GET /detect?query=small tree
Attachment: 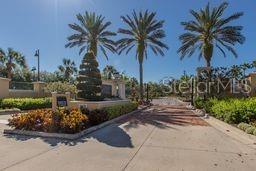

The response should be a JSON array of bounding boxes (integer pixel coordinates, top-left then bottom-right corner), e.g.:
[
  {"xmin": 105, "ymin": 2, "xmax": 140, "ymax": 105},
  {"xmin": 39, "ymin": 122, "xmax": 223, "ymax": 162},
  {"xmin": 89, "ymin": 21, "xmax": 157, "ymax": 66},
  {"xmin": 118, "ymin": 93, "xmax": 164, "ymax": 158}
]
[{"xmin": 76, "ymin": 52, "xmax": 102, "ymax": 101}]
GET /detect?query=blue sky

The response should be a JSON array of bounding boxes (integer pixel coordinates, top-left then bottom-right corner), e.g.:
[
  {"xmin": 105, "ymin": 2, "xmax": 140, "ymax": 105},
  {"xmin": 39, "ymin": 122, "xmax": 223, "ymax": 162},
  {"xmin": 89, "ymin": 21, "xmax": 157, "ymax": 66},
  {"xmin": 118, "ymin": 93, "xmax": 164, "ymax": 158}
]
[{"xmin": 0, "ymin": 0, "xmax": 256, "ymax": 82}]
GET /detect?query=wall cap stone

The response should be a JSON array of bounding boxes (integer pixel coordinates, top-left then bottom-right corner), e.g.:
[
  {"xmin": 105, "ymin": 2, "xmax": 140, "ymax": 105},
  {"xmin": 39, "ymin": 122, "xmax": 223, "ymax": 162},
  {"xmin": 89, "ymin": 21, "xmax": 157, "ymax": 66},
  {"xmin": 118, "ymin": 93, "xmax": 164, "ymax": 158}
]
[{"xmin": 0, "ymin": 77, "xmax": 11, "ymax": 81}]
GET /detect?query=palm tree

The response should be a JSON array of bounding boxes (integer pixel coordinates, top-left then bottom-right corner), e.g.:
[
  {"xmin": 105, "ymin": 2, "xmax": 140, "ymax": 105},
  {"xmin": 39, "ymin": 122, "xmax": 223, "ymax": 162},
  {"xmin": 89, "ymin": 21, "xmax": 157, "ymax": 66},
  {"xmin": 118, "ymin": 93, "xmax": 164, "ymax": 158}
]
[
  {"xmin": 240, "ymin": 62, "xmax": 252, "ymax": 78},
  {"xmin": 117, "ymin": 10, "xmax": 168, "ymax": 100},
  {"xmin": 0, "ymin": 48, "xmax": 27, "ymax": 79},
  {"xmin": 252, "ymin": 60, "xmax": 256, "ymax": 72},
  {"xmin": 65, "ymin": 12, "xmax": 116, "ymax": 59},
  {"xmin": 229, "ymin": 65, "xmax": 243, "ymax": 80},
  {"xmin": 58, "ymin": 58, "xmax": 77, "ymax": 82},
  {"xmin": 102, "ymin": 65, "xmax": 117, "ymax": 79},
  {"xmin": 178, "ymin": 2, "xmax": 245, "ymax": 67}
]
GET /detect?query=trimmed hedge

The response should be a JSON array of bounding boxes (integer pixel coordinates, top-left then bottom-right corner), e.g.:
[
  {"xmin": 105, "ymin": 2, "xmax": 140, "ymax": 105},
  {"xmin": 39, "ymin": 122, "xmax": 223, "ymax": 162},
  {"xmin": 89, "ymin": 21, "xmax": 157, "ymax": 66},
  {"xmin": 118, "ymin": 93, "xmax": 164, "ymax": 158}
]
[
  {"xmin": 0, "ymin": 98, "xmax": 51, "ymax": 110},
  {"xmin": 103, "ymin": 102, "xmax": 138, "ymax": 119},
  {"xmin": 237, "ymin": 122, "xmax": 256, "ymax": 135},
  {"xmin": 254, "ymin": 128, "xmax": 256, "ymax": 136},
  {"xmin": 245, "ymin": 127, "xmax": 256, "ymax": 134},
  {"xmin": 237, "ymin": 123, "xmax": 252, "ymax": 131}
]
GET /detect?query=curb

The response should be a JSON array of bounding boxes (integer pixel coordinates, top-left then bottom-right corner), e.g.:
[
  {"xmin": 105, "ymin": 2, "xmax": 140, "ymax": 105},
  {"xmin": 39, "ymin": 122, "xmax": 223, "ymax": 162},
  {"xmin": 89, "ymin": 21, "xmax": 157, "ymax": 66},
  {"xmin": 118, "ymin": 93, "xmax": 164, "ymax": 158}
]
[
  {"xmin": 0, "ymin": 109, "xmax": 21, "ymax": 115},
  {"xmin": 4, "ymin": 106, "xmax": 148, "ymax": 140},
  {"xmin": 191, "ymin": 108, "xmax": 256, "ymax": 149}
]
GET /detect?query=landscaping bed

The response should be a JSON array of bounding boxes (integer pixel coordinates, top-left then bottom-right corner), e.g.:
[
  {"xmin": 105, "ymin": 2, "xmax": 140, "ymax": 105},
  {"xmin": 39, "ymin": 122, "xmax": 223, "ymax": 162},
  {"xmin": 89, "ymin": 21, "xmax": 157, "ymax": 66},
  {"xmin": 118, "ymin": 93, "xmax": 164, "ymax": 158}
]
[
  {"xmin": 194, "ymin": 97, "xmax": 256, "ymax": 136},
  {"xmin": 5, "ymin": 102, "xmax": 139, "ymax": 138}
]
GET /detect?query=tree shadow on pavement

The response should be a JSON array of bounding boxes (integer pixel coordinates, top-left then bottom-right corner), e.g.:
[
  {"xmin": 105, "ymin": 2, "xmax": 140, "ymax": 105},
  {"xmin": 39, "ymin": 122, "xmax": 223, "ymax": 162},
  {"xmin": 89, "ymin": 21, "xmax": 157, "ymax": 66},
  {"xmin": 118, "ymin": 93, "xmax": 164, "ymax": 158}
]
[
  {"xmin": 121, "ymin": 106, "xmax": 209, "ymax": 131},
  {"xmin": 4, "ymin": 133, "xmax": 88, "ymax": 147},
  {"xmin": 83, "ymin": 124, "xmax": 133, "ymax": 148},
  {"xmin": 3, "ymin": 123, "xmax": 133, "ymax": 148}
]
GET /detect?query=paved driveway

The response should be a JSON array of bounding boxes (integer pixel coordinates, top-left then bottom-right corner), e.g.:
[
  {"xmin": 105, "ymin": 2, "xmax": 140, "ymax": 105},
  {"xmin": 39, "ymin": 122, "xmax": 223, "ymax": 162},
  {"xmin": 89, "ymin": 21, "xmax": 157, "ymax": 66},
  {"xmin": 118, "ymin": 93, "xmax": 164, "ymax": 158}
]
[{"xmin": 0, "ymin": 98, "xmax": 256, "ymax": 171}]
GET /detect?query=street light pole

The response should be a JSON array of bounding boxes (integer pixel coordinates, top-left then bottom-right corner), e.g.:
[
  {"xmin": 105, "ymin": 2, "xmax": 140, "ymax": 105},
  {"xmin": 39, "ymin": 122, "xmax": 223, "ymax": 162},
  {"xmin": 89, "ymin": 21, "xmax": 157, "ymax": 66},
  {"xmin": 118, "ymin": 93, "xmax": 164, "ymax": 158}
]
[
  {"xmin": 146, "ymin": 84, "xmax": 148, "ymax": 102},
  {"xmin": 34, "ymin": 49, "xmax": 40, "ymax": 81}
]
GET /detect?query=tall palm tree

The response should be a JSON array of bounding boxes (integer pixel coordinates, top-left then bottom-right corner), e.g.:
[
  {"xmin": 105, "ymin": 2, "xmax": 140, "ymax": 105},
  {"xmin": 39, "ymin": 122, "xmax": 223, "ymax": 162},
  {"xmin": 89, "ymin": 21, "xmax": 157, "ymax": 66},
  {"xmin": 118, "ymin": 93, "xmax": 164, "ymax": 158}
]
[
  {"xmin": 0, "ymin": 48, "xmax": 26, "ymax": 79},
  {"xmin": 178, "ymin": 2, "xmax": 245, "ymax": 67},
  {"xmin": 65, "ymin": 12, "xmax": 116, "ymax": 59},
  {"xmin": 58, "ymin": 58, "xmax": 77, "ymax": 82},
  {"xmin": 117, "ymin": 10, "xmax": 169, "ymax": 100}
]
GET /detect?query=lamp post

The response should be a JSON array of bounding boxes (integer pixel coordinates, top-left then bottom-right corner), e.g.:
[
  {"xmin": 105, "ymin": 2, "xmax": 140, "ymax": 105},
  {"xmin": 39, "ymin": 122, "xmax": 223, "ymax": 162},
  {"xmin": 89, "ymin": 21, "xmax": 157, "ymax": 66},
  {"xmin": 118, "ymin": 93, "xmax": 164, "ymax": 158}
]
[{"xmin": 34, "ymin": 49, "xmax": 40, "ymax": 81}]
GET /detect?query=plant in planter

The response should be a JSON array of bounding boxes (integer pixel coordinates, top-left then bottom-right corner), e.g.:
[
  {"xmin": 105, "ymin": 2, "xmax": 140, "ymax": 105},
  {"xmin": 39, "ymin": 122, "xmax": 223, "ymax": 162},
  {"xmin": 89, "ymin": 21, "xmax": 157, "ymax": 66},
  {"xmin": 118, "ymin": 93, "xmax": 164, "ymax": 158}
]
[{"xmin": 76, "ymin": 52, "xmax": 103, "ymax": 101}]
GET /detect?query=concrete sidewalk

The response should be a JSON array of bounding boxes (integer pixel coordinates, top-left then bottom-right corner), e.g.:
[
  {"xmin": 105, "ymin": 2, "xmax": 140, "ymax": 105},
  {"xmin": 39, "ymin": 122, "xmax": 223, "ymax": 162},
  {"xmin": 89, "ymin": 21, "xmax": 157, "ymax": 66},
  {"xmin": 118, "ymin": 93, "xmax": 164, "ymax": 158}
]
[{"xmin": 0, "ymin": 101, "xmax": 256, "ymax": 171}]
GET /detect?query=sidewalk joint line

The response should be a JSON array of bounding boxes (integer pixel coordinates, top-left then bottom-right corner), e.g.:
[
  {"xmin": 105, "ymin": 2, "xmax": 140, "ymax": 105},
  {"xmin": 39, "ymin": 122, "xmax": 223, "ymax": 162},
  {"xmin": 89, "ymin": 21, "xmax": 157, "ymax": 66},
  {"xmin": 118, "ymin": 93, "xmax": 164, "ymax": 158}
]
[{"xmin": 122, "ymin": 126, "xmax": 156, "ymax": 171}]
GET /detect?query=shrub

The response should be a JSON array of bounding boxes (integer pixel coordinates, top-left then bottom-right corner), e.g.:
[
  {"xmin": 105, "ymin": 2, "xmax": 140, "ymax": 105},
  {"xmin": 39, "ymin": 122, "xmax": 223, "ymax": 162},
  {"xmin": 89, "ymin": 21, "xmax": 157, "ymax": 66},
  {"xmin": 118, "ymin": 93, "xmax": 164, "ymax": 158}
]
[
  {"xmin": 60, "ymin": 109, "xmax": 88, "ymax": 134},
  {"xmin": 194, "ymin": 97, "xmax": 217, "ymax": 113},
  {"xmin": 0, "ymin": 98, "xmax": 51, "ymax": 110},
  {"xmin": 8, "ymin": 108, "xmax": 88, "ymax": 134},
  {"xmin": 104, "ymin": 102, "xmax": 138, "ymax": 119},
  {"xmin": 245, "ymin": 126, "xmax": 256, "ymax": 135},
  {"xmin": 237, "ymin": 123, "xmax": 252, "ymax": 131},
  {"xmin": 44, "ymin": 82, "xmax": 77, "ymax": 96},
  {"xmin": 253, "ymin": 128, "xmax": 256, "ymax": 136},
  {"xmin": 84, "ymin": 102, "xmax": 138, "ymax": 126},
  {"xmin": 210, "ymin": 98, "xmax": 256, "ymax": 124},
  {"xmin": 194, "ymin": 97, "xmax": 204, "ymax": 109},
  {"xmin": 9, "ymin": 109, "xmax": 53, "ymax": 132},
  {"xmin": 87, "ymin": 109, "xmax": 109, "ymax": 126}
]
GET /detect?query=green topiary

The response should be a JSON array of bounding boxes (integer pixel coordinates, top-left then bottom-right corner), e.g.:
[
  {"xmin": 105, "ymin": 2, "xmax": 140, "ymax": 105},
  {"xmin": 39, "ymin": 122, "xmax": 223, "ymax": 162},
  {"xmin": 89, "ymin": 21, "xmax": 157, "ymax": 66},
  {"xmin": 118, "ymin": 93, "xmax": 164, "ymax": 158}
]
[{"xmin": 76, "ymin": 52, "xmax": 102, "ymax": 101}]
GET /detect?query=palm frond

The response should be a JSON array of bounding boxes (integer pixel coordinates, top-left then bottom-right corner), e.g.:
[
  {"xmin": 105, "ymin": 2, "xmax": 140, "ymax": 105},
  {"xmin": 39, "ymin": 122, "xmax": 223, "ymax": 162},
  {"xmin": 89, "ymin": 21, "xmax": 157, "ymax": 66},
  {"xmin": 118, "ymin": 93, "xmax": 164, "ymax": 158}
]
[
  {"xmin": 66, "ymin": 12, "xmax": 116, "ymax": 57},
  {"xmin": 178, "ymin": 2, "xmax": 244, "ymax": 65}
]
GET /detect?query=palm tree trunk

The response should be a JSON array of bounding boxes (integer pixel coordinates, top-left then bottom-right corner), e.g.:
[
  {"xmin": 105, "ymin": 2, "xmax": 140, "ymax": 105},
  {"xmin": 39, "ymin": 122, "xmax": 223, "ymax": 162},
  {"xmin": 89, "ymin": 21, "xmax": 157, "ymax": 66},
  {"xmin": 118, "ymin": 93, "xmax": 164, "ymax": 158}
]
[
  {"xmin": 6, "ymin": 63, "xmax": 12, "ymax": 79},
  {"xmin": 139, "ymin": 62, "xmax": 144, "ymax": 100},
  {"xmin": 205, "ymin": 58, "xmax": 211, "ymax": 97},
  {"xmin": 90, "ymin": 41, "xmax": 97, "ymax": 57},
  {"xmin": 7, "ymin": 70, "xmax": 11, "ymax": 79},
  {"xmin": 206, "ymin": 61, "xmax": 211, "ymax": 67}
]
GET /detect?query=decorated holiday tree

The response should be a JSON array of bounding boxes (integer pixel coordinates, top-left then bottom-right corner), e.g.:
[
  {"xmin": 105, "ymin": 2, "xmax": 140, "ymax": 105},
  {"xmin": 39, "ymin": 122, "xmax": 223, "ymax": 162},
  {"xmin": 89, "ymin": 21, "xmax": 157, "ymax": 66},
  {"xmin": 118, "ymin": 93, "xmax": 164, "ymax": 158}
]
[{"xmin": 76, "ymin": 52, "xmax": 102, "ymax": 101}]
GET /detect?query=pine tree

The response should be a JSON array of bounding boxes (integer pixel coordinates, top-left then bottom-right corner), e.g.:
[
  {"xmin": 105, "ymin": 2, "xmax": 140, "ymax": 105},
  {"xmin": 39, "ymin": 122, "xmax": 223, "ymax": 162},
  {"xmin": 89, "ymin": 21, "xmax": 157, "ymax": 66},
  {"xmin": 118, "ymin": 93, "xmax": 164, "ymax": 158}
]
[{"xmin": 77, "ymin": 52, "xmax": 102, "ymax": 101}]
